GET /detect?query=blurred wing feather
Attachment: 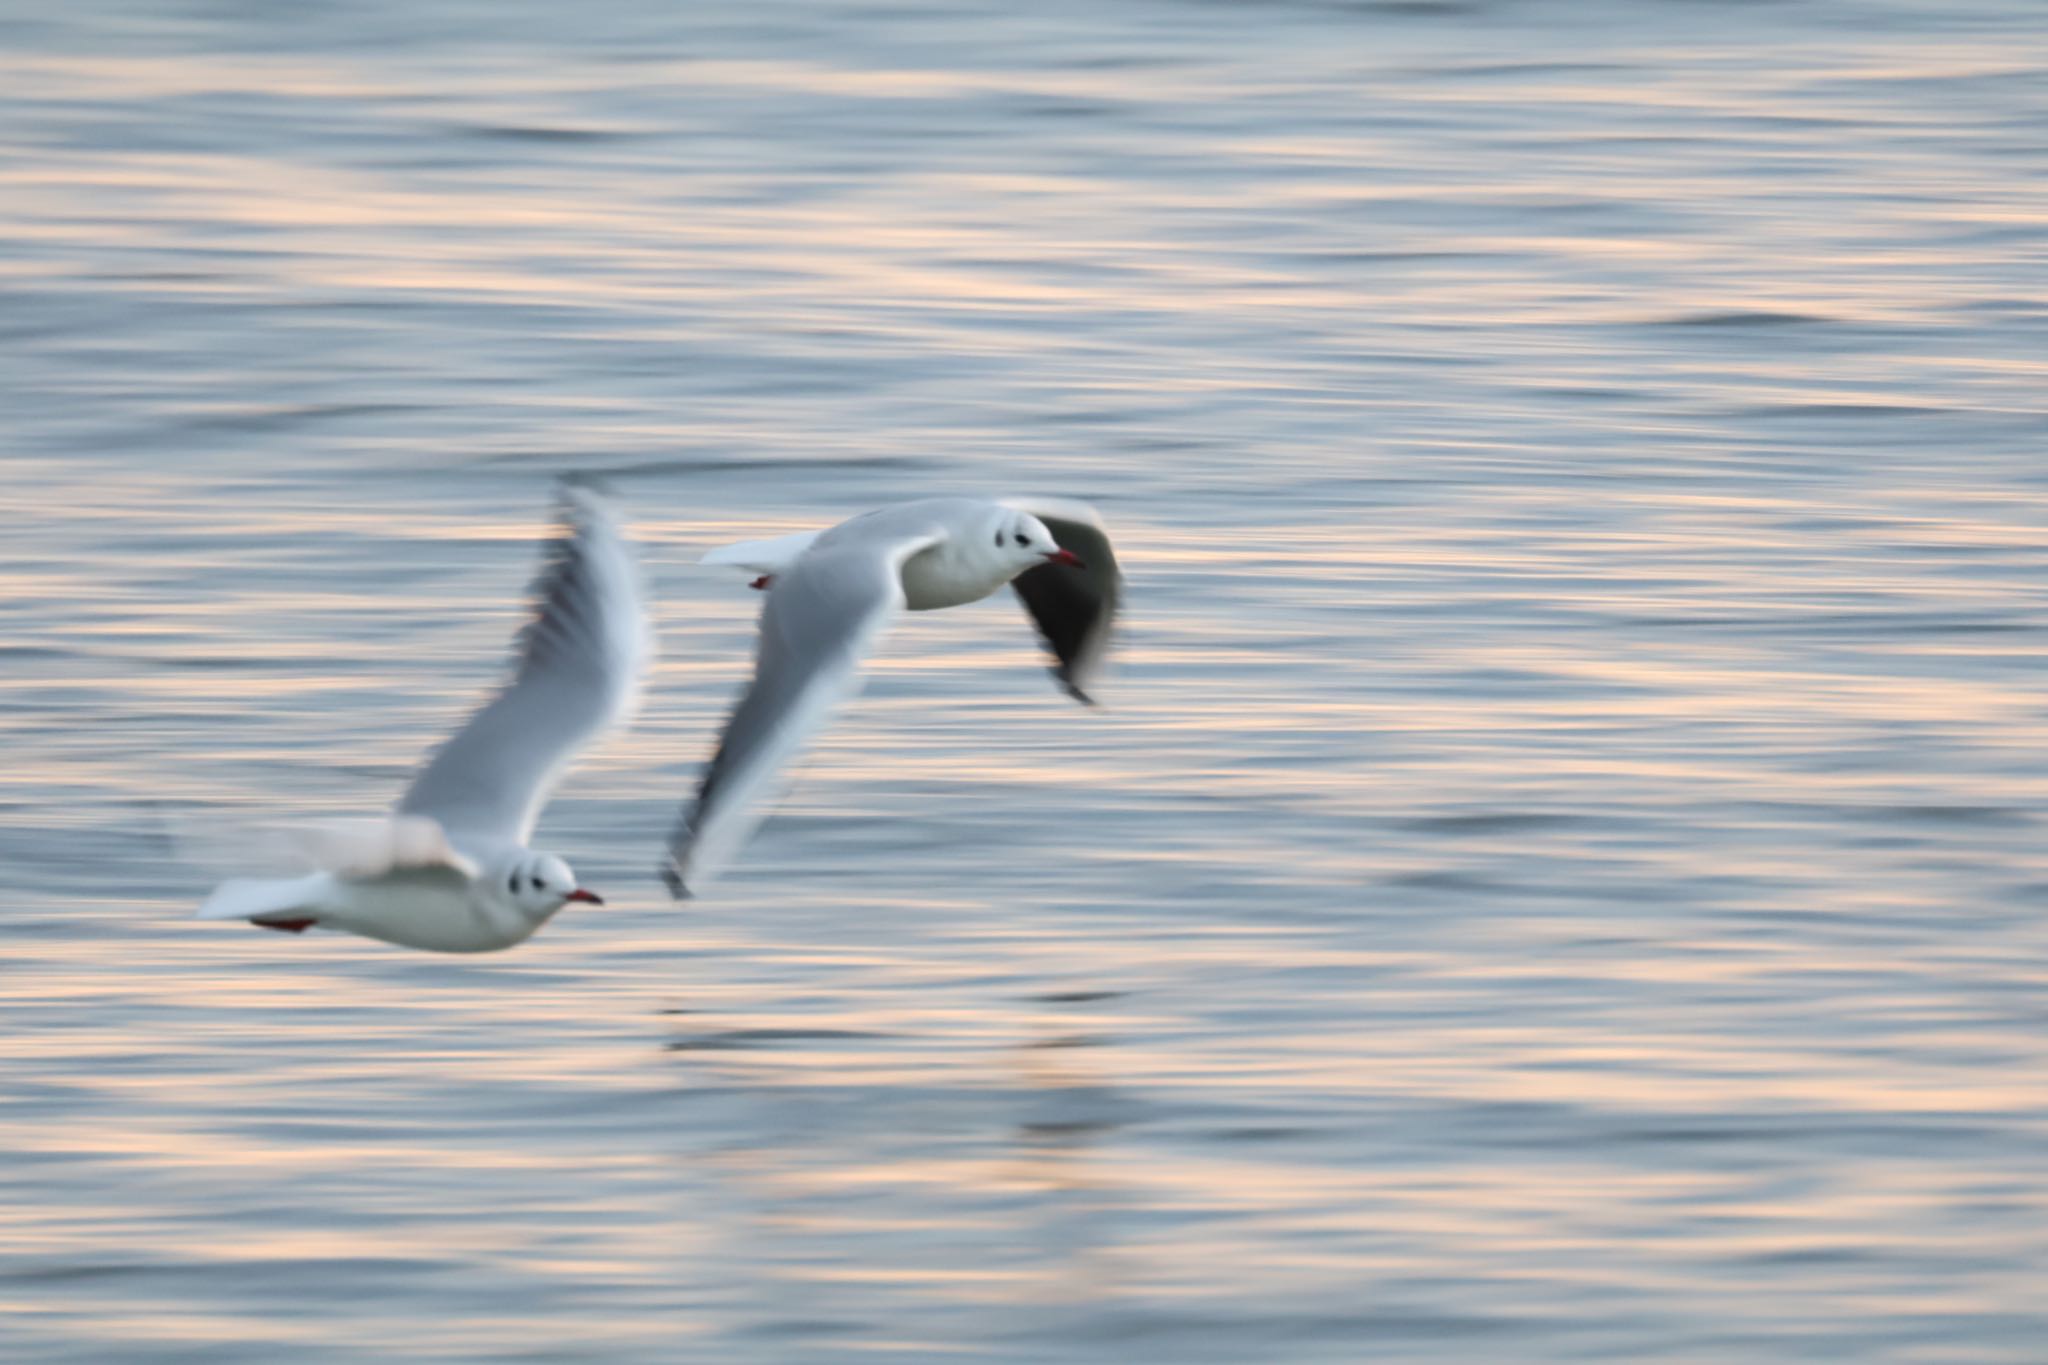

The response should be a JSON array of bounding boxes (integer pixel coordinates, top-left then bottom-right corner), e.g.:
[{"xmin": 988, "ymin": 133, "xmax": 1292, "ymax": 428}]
[
  {"xmin": 290, "ymin": 815, "xmax": 480, "ymax": 881},
  {"xmin": 399, "ymin": 485, "xmax": 651, "ymax": 846},
  {"xmin": 662, "ymin": 531, "xmax": 938, "ymax": 897}
]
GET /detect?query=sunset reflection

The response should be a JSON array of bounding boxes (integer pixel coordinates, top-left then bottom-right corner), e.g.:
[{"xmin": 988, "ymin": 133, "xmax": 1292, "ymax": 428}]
[{"xmin": 7, "ymin": 0, "xmax": 2048, "ymax": 1360}]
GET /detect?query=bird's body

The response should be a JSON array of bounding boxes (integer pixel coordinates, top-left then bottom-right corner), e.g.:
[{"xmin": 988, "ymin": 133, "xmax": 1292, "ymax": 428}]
[
  {"xmin": 202, "ymin": 857, "xmax": 528, "ymax": 955},
  {"xmin": 666, "ymin": 496, "xmax": 1121, "ymax": 897},
  {"xmin": 196, "ymin": 486, "xmax": 651, "ymax": 952},
  {"xmin": 711, "ymin": 499, "xmax": 1049, "ymax": 609}
]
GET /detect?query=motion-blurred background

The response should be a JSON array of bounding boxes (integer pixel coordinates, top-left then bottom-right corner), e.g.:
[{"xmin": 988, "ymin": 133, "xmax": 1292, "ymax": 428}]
[{"xmin": 5, "ymin": 1, "xmax": 2047, "ymax": 1360}]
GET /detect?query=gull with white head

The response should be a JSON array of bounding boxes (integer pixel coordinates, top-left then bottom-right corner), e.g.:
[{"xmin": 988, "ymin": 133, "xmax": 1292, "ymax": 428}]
[
  {"xmin": 195, "ymin": 484, "xmax": 652, "ymax": 952},
  {"xmin": 663, "ymin": 495, "xmax": 1120, "ymax": 898}
]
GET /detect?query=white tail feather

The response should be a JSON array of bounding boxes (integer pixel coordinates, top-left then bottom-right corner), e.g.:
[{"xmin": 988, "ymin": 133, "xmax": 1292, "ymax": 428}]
[
  {"xmin": 702, "ymin": 530, "xmax": 821, "ymax": 575},
  {"xmin": 196, "ymin": 874, "xmax": 325, "ymax": 922}
]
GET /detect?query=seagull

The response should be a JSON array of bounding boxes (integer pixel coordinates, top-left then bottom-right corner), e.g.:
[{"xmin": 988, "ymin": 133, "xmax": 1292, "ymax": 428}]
[
  {"xmin": 195, "ymin": 484, "xmax": 652, "ymax": 952},
  {"xmin": 662, "ymin": 496, "xmax": 1120, "ymax": 898}
]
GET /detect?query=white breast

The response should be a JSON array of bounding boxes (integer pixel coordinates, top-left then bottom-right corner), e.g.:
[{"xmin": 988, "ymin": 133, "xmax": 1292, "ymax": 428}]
[
  {"xmin": 898, "ymin": 540, "xmax": 1008, "ymax": 611},
  {"xmin": 325, "ymin": 877, "xmax": 535, "ymax": 953}
]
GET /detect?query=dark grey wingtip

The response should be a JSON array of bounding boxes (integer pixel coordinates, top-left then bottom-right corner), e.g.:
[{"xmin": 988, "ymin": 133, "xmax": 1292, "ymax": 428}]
[
  {"xmin": 659, "ymin": 857, "xmax": 694, "ymax": 901},
  {"xmin": 556, "ymin": 470, "xmax": 617, "ymax": 497},
  {"xmin": 553, "ymin": 476, "xmax": 623, "ymax": 534},
  {"xmin": 559, "ymin": 476, "xmax": 618, "ymax": 516},
  {"xmin": 1053, "ymin": 667, "xmax": 1097, "ymax": 707}
]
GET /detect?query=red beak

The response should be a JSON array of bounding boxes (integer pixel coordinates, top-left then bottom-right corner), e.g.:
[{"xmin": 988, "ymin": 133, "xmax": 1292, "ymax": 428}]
[
  {"xmin": 565, "ymin": 889, "xmax": 603, "ymax": 905},
  {"xmin": 1044, "ymin": 548, "xmax": 1085, "ymax": 569}
]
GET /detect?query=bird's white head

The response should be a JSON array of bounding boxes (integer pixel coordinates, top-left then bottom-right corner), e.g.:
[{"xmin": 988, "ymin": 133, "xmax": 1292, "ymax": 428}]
[
  {"xmin": 502, "ymin": 851, "xmax": 603, "ymax": 918},
  {"xmin": 983, "ymin": 508, "xmax": 1084, "ymax": 580}
]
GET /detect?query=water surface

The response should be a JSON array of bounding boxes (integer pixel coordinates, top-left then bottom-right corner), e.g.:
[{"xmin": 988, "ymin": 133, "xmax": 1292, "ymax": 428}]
[{"xmin": 5, "ymin": 1, "xmax": 2048, "ymax": 1359}]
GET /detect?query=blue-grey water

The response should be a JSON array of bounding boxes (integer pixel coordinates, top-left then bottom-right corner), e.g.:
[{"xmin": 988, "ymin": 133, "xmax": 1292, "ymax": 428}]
[{"xmin": 5, "ymin": 1, "xmax": 2048, "ymax": 1360}]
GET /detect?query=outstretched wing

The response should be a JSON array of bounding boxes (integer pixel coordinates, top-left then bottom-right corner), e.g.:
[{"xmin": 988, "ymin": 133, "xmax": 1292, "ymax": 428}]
[
  {"xmin": 1005, "ymin": 498, "xmax": 1122, "ymax": 704},
  {"xmin": 399, "ymin": 484, "xmax": 652, "ymax": 847},
  {"xmin": 662, "ymin": 529, "xmax": 941, "ymax": 898}
]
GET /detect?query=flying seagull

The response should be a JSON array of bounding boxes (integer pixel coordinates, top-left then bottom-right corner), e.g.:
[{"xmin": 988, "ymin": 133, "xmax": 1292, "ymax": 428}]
[
  {"xmin": 196, "ymin": 484, "xmax": 652, "ymax": 952},
  {"xmin": 663, "ymin": 496, "xmax": 1120, "ymax": 898}
]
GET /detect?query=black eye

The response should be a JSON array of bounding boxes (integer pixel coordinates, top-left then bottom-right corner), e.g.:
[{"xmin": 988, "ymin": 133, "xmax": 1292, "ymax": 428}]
[
  {"xmin": 528, "ymin": 876, "xmax": 543, "ymax": 892},
  {"xmin": 507, "ymin": 871, "xmax": 519, "ymax": 894},
  {"xmin": 1017, "ymin": 534, "xmax": 1030, "ymax": 547},
  {"xmin": 994, "ymin": 530, "xmax": 1005, "ymax": 547}
]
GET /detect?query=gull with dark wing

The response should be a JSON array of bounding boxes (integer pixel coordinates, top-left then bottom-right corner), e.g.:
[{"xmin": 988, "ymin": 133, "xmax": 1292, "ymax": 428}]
[
  {"xmin": 196, "ymin": 484, "xmax": 652, "ymax": 952},
  {"xmin": 663, "ymin": 496, "xmax": 1121, "ymax": 898}
]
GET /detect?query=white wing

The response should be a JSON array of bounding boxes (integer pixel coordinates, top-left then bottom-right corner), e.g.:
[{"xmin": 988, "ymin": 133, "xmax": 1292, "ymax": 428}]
[
  {"xmin": 399, "ymin": 484, "xmax": 652, "ymax": 847},
  {"xmin": 287, "ymin": 814, "xmax": 480, "ymax": 880},
  {"xmin": 174, "ymin": 813, "xmax": 479, "ymax": 882},
  {"xmin": 1003, "ymin": 497, "xmax": 1122, "ymax": 704},
  {"xmin": 662, "ymin": 527, "xmax": 942, "ymax": 898}
]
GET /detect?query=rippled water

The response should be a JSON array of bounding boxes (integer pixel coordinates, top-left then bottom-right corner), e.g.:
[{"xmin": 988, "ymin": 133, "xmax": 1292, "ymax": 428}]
[{"xmin": 6, "ymin": 1, "xmax": 2048, "ymax": 1359}]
